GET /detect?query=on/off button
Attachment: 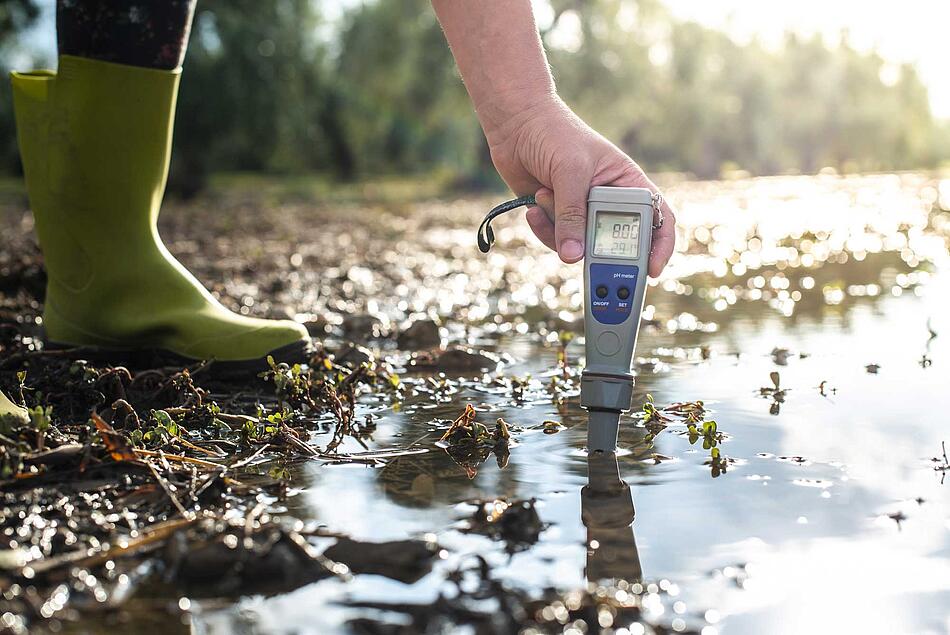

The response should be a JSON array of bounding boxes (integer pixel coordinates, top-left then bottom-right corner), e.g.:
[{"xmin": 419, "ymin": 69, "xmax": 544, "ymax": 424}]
[{"xmin": 596, "ymin": 331, "xmax": 621, "ymax": 356}]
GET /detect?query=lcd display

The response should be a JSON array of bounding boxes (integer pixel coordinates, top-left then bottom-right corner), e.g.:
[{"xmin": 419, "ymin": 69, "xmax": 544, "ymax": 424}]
[{"xmin": 592, "ymin": 211, "xmax": 640, "ymax": 259}]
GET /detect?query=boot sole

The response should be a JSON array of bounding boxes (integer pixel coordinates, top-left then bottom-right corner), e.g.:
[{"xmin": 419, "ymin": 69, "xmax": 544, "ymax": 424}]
[{"xmin": 43, "ymin": 338, "xmax": 315, "ymax": 376}]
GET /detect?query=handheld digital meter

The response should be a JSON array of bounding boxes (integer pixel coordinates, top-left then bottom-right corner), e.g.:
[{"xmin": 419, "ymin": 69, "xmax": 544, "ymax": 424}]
[
  {"xmin": 477, "ymin": 186, "xmax": 659, "ymax": 453},
  {"xmin": 581, "ymin": 187, "xmax": 654, "ymax": 452}
]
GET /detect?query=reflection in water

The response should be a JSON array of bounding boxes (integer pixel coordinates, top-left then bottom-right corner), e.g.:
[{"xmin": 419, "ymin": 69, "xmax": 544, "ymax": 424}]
[{"xmin": 582, "ymin": 450, "xmax": 642, "ymax": 584}]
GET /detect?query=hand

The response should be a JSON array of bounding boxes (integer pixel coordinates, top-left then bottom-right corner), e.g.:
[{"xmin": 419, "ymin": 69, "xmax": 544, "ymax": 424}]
[{"xmin": 486, "ymin": 96, "xmax": 676, "ymax": 276}]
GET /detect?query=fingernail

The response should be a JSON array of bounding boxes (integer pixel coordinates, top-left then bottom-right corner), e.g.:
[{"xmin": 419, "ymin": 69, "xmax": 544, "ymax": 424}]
[{"xmin": 560, "ymin": 239, "xmax": 584, "ymax": 261}]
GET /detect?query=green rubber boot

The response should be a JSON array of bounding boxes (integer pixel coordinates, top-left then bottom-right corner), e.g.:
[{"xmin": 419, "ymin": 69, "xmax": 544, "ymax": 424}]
[
  {"xmin": 0, "ymin": 390, "xmax": 29, "ymax": 427},
  {"xmin": 11, "ymin": 56, "xmax": 310, "ymax": 368}
]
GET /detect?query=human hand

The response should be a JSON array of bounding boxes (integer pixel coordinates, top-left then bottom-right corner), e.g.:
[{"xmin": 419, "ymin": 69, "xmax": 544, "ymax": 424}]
[{"xmin": 485, "ymin": 96, "xmax": 675, "ymax": 276}]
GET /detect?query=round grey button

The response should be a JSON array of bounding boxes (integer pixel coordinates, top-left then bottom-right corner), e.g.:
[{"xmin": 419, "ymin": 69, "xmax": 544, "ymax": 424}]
[{"xmin": 596, "ymin": 331, "xmax": 621, "ymax": 356}]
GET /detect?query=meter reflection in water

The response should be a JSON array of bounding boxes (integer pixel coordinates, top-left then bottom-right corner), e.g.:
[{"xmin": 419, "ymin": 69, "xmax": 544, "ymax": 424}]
[{"xmin": 581, "ymin": 450, "xmax": 642, "ymax": 583}]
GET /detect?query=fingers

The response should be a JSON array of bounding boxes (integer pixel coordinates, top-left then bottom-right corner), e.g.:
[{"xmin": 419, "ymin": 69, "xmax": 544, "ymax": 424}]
[
  {"xmin": 522, "ymin": 160, "xmax": 676, "ymax": 275},
  {"xmin": 534, "ymin": 187, "xmax": 555, "ymax": 221},
  {"xmin": 552, "ymin": 163, "xmax": 595, "ymax": 263},
  {"xmin": 648, "ymin": 199, "xmax": 676, "ymax": 277},
  {"xmin": 525, "ymin": 206, "xmax": 556, "ymax": 250},
  {"xmin": 525, "ymin": 187, "xmax": 556, "ymax": 250}
]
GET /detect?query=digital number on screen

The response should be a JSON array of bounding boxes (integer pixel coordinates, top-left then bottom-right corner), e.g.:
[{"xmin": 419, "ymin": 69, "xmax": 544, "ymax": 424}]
[{"xmin": 592, "ymin": 211, "xmax": 640, "ymax": 259}]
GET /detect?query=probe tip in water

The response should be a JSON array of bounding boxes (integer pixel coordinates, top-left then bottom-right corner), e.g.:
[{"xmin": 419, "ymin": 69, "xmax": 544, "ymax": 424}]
[{"xmin": 587, "ymin": 410, "xmax": 621, "ymax": 453}]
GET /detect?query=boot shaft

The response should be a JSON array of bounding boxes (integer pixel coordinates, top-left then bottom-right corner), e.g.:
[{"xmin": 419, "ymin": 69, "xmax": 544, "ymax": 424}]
[{"xmin": 12, "ymin": 55, "xmax": 182, "ymax": 293}]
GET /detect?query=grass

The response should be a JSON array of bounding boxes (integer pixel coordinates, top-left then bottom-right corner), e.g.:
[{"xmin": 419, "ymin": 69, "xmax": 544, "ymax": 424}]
[
  {"xmin": 204, "ymin": 170, "xmax": 501, "ymax": 206},
  {"xmin": 0, "ymin": 169, "xmax": 505, "ymax": 211}
]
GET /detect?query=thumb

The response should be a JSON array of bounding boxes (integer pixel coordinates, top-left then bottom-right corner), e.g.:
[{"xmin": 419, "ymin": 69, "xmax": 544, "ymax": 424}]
[{"xmin": 552, "ymin": 163, "xmax": 594, "ymax": 264}]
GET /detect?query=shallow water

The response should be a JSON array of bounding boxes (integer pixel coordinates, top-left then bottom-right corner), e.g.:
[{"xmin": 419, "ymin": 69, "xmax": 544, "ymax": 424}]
[
  {"xmin": 177, "ymin": 173, "xmax": 950, "ymax": 634},
  {"xmin": 10, "ymin": 173, "xmax": 949, "ymax": 633}
]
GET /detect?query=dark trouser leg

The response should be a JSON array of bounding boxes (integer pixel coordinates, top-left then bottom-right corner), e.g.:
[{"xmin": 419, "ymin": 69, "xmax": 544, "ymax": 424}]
[{"xmin": 56, "ymin": 0, "xmax": 197, "ymax": 70}]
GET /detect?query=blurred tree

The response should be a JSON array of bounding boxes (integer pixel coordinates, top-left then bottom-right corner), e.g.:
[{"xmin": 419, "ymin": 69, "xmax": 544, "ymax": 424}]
[
  {"xmin": 170, "ymin": 0, "xmax": 332, "ymax": 195},
  {"xmin": 544, "ymin": 3, "xmax": 944, "ymax": 177},
  {"xmin": 0, "ymin": 0, "xmax": 37, "ymax": 46},
  {"xmin": 0, "ymin": 0, "xmax": 39, "ymax": 174},
  {"xmin": 0, "ymin": 0, "xmax": 947, "ymax": 189},
  {"xmin": 333, "ymin": 0, "xmax": 489, "ymax": 184}
]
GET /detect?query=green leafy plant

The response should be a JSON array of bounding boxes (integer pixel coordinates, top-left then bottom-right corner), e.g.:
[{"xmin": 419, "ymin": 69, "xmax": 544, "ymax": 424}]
[
  {"xmin": 685, "ymin": 419, "xmax": 722, "ymax": 450},
  {"xmin": 129, "ymin": 409, "xmax": 182, "ymax": 448},
  {"xmin": 260, "ymin": 355, "xmax": 318, "ymax": 411},
  {"xmin": 638, "ymin": 395, "xmax": 731, "ymax": 478}
]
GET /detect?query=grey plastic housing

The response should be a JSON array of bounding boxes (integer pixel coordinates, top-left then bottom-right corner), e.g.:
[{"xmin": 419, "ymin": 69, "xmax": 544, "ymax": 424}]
[{"xmin": 581, "ymin": 187, "xmax": 653, "ymax": 451}]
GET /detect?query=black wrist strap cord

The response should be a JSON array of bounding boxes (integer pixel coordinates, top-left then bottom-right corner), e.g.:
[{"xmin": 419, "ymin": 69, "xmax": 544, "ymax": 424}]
[{"xmin": 476, "ymin": 195, "xmax": 536, "ymax": 253}]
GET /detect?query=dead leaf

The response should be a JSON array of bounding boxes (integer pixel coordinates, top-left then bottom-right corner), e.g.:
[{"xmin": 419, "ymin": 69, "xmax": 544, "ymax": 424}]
[{"xmin": 91, "ymin": 412, "xmax": 138, "ymax": 462}]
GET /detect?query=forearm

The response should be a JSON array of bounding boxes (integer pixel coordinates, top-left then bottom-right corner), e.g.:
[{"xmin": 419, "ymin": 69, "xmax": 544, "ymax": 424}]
[{"xmin": 431, "ymin": 0, "xmax": 557, "ymax": 142}]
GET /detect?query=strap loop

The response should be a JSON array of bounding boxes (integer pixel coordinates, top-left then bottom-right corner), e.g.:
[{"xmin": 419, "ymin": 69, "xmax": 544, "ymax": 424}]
[{"xmin": 476, "ymin": 195, "xmax": 536, "ymax": 253}]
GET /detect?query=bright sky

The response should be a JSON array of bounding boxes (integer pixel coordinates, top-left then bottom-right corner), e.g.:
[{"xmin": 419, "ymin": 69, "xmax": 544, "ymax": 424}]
[
  {"xmin": 18, "ymin": 0, "xmax": 950, "ymax": 117},
  {"xmin": 662, "ymin": 0, "xmax": 950, "ymax": 117}
]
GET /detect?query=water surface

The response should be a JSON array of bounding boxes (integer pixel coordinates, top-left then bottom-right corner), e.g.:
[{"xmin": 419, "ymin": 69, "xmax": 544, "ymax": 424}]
[{"xmin": 171, "ymin": 173, "xmax": 950, "ymax": 633}]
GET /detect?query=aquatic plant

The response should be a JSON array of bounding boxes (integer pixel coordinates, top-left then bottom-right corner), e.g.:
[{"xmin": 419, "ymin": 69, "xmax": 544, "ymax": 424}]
[
  {"xmin": 437, "ymin": 403, "xmax": 514, "ymax": 478},
  {"xmin": 934, "ymin": 441, "xmax": 949, "ymax": 485},
  {"xmin": 759, "ymin": 371, "xmax": 787, "ymax": 415},
  {"xmin": 638, "ymin": 395, "xmax": 731, "ymax": 478}
]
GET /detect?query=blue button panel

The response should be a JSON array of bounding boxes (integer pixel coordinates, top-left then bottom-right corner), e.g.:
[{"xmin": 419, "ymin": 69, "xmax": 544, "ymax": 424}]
[{"xmin": 589, "ymin": 263, "xmax": 639, "ymax": 325}]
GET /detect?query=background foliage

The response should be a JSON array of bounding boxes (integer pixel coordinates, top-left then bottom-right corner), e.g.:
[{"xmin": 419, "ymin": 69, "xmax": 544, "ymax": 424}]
[{"xmin": 1, "ymin": 0, "xmax": 947, "ymax": 193}]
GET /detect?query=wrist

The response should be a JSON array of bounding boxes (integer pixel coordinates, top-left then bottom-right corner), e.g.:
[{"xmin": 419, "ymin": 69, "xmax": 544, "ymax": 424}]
[{"xmin": 479, "ymin": 86, "xmax": 560, "ymax": 147}]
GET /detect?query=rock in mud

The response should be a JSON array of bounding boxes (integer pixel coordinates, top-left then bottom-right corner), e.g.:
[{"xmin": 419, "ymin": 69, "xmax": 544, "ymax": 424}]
[
  {"xmin": 303, "ymin": 314, "xmax": 330, "ymax": 336},
  {"xmin": 0, "ymin": 245, "xmax": 46, "ymax": 301},
  {"xmin": 340, "ymin": 312, "xmax": 391, "ymax": 342},
  {"xmin": 165, "ymin": 524, "xmax": 336, "ymax": 597},
  {"xmin": 396, "ymin": 317, "xmax": 442, "ymax": 350},
  {"xmin": 462, "ymin": 498, "xmax": 544, "ymax": 553},
  {"xmin": 634, "ymin": 358, "xmax": 665, "ymax": 374},
  {"xmin": 334, "ymin": 343, "xmax": 376, "ymax": 368},
  {"xmin": 322, "ymin": 536, "xmax": 439, "ymax": 584},
  {"xmin": 770, "ymin": 347, "xmax": 792, "ymax": 365},
  {"xmin": 409, "ymin": 346, "xmax": 501, "ymax": 372}
]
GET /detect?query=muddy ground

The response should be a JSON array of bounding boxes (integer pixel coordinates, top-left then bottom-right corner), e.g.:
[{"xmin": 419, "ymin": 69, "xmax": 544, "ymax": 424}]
[{"xmin": 1, "ymin": 173, "xmax": 949, "ymax": 634}]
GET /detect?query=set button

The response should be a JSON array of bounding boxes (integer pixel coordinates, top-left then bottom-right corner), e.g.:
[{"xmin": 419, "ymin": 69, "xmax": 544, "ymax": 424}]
[{"xmin": 617, "ymin": 286, "xmax": 630, "ymax": 300}]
